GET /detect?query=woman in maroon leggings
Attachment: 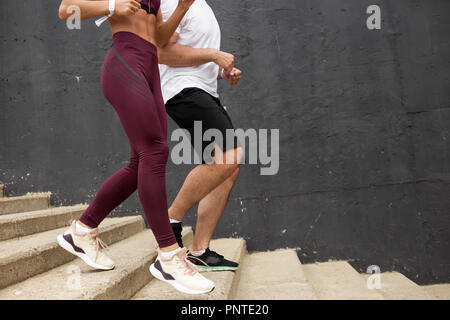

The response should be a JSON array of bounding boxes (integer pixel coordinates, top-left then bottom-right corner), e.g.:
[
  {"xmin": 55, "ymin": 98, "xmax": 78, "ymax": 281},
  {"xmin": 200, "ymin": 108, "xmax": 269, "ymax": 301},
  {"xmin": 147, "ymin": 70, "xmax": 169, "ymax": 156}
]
[{"xmin": 56, "ymin": 0, "xmax": 214, "ymax": 295}]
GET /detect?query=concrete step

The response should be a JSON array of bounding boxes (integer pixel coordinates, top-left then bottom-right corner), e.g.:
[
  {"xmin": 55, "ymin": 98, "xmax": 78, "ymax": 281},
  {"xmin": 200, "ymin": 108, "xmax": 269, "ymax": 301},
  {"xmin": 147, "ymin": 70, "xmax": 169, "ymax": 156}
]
[
  {"xmin": 421, "ymin": 284, "xmax": 450, "ymax": 300},
  {"xmin": 0, "ymin": 184, "xmax": 4, "ymax": 197},
  {"xmin": 0, "ymin": 216, "xmax": 145, "ymax": 290},
  {"xmin": 361, "ymin": 272, "xmax": 434, "ymax": 300},
  {"xmin": 233, "ymin": 249, "xmax": 317, "ymax": 300},
  {"xmin": 302, "ymin": 261, "xmax": 384, "ymax": 300},
  {"xmin": 0, "ymin": 227, "xmax": 193, "ymax": 300},
  {"xmin": 0, "ymin": 204, "xmax": 89, "ymax": 241},
  {"xmin": 0, "ymin": 192, "xmax": 51, "ymax": 215},
  {"xmin": 133, "ymin": 238, "xmax": 246, "ymax": 300}
]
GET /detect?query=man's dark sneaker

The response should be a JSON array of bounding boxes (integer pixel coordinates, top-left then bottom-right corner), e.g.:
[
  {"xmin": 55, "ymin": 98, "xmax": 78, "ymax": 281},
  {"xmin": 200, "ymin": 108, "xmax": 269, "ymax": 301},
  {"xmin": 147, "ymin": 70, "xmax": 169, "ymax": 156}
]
[
  {"xmin": 187, "ymin": 248, "xmax": 239, "ymax": 271},
  {"xmin": 171, "ymin": 222, "xmax": 184, "ymax": 248}
]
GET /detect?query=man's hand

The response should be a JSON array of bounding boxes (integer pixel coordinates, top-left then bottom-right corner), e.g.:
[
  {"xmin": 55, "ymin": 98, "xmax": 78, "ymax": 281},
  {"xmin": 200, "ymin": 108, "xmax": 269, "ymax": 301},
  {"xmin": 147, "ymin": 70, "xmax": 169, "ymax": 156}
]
[
  {"xmin": 115, "ymin": 0, "xmax": 141, "ymax": 16},
  {"xmin": 213, "ymin": 50, "xmax": 234, "ymax": 74},
  {"xmin": 223, "ymin": 68, "xmax": 242, "ymax": 86},
  {"xmin": 177, "ymin": 0, "xmax": 195, "ymax": 10}
]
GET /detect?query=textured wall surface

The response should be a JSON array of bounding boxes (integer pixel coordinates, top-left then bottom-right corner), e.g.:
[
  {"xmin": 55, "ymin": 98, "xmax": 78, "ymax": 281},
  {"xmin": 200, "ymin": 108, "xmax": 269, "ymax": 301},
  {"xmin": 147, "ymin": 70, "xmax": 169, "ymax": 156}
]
[{"xmin": 0, "ymin": 0, "xmax": 449, "ymax": 284}]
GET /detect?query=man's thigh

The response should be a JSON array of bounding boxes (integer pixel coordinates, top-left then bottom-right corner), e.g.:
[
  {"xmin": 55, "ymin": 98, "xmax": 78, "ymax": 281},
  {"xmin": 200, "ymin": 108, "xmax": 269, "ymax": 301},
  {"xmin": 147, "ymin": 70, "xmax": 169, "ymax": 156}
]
[{"xmin": 166, "ymin": 88, "xmax": 239, "ymax": 162}]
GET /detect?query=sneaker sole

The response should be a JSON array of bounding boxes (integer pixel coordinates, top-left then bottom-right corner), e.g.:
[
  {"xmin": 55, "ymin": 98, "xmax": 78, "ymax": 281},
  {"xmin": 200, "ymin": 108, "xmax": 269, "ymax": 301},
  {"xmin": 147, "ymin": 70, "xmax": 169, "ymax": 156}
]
[
  {"xmin": 57, "ymin": 234, "xmax": 115, "ymax": 271},
  {"xmin": 196, "ymin": 265, "xmax": 239, "ymax": 272},
  {"xmin": 149, "ymin": 263, "xmax": 215, "ymax": 295}
]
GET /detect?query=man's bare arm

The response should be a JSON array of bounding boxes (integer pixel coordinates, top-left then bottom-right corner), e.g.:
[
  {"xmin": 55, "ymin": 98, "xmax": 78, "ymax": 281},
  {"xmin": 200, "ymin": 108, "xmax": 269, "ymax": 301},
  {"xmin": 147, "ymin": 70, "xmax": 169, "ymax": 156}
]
[
  {"xmin": 154, "ymin": 1, "xmax": 195, "ymax": 48},
  {"xmin": 158, "ymin": 43, "xmax": 218, "ymax": 67},
  {"xmin": 158, "ymin": 33, "xmax": 235, "ymax": 72}
]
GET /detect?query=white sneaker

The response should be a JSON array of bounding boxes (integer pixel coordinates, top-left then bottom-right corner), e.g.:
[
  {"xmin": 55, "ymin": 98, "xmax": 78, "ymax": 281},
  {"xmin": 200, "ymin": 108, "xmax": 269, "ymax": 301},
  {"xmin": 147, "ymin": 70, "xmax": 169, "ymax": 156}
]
[
  {"xmin": 150, "ymin": 248, "xmax": 215, "ymax": 294},
  {"xmin": 57, "ymin": 221, "xmax": 115, "ymax": 270}
]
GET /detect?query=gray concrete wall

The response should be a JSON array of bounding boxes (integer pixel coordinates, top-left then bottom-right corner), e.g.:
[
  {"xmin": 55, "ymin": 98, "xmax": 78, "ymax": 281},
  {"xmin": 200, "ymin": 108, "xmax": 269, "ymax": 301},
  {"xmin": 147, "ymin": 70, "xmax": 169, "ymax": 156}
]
[{"xmin": 0, "ymin": 0, "xmax": 449, "ymax": 284}]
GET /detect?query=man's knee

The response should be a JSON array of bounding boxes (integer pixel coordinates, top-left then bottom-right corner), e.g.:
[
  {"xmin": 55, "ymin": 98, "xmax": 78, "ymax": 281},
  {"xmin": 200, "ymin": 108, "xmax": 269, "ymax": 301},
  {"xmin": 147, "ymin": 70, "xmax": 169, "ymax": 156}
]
[
  {"xmin": 213, "ymin": 147, "xmax": 242, "ymax": 180},
  {"xmin": 214, "ymin": 163, "xmax": 237, "ymax": 181},
  {"xmin": 217, "ymin": 146, "xmax": 243, "ymax": 165}
]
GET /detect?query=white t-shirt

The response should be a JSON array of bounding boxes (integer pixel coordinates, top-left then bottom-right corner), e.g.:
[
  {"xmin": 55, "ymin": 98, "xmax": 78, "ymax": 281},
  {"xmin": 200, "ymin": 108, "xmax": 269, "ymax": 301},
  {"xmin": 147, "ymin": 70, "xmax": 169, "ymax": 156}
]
[{"xmin": 159, "ymin": 0, "xmax": 221, "ymax": 103}]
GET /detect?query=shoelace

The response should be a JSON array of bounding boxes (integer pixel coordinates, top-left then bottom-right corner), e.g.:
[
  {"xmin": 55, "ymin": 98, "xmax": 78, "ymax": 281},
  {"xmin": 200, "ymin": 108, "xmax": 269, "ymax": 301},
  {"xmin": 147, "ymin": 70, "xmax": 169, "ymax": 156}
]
[
  {"xmin": 89, "ymin": 229, "xmax": 109, "ymax": 262},
  {"xmin": 186, "ymin": 253, "xmax": 213, "ymax": 272},
  {"xmin": 177, "ymin": 252, "xmax": 197, "ymax": 275},
  {"xmin": 176, "ymin": 251, "xmax": 207, "ymax": 276}
]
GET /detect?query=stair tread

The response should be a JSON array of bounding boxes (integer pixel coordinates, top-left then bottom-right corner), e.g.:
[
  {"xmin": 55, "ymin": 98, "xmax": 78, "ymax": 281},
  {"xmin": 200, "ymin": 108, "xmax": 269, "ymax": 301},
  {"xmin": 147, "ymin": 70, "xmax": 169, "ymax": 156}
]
[
  {"xmin": 0, "ymin": 192, "xmax": 51, "ymax": 202},
  {"xmin": 0, "ymin": 227, "xmax": 192, "ymax": 300},
  {"xmin": 0, "ymin": 204, "xmax": 89, "ymax": 241},
  {"xmin": 421, "ymin": 283, "xmax": 450, "ymax": 300},
  {"xmin": 133, "ymin": 238, "xmax": 246, "ymax": 300},
  {"xmin": 0, "ymin": 216, "xmax": 145, "ymax": 289},
  {"xmin": 361, "ymin": 272, "xmax": 433, "ymax": 300},
  {"xmin": 234, "ymin": 249, "xmax": 317, "ymax": 300},
  {"xmin": 0, "ymin": 204, "xmax": 88, "ymax": 222},
  {"xmin": 0, "ymin": 192, "xmax": 51, "ymax": 215},
  {"xmin": 303, "ymin": 261, "xmax": 384, "ymax": 300},
  {"xmin": 0, "ymin": 216, "xmax": 141, "ymax": 261}
]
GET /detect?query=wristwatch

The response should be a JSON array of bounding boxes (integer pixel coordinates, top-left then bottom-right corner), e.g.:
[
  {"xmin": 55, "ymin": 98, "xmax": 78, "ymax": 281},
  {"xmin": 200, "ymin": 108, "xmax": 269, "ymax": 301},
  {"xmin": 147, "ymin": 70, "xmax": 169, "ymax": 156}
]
[{"xmin": 95, "ymin": 0, "xmax": 115, "ymax": 27}]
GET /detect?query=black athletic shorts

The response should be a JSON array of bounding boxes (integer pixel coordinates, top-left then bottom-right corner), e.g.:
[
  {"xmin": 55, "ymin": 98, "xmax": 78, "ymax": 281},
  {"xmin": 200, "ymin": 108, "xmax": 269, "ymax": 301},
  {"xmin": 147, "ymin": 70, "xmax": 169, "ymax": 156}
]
[{"xmin": 166, "ymin": 87, "xmax": 239, "ymax": 164}]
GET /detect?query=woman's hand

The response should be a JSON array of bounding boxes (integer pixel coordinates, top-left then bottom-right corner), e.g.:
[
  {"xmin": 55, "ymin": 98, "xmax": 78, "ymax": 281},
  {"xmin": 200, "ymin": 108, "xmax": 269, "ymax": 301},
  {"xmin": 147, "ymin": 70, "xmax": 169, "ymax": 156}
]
[
  {"xmin": 177, "ymin": 0, "xmax": 195, "ymax": 11},
  {"xmin": 115, "ymin": 0, "xmax": 142, "ymax": 16}
]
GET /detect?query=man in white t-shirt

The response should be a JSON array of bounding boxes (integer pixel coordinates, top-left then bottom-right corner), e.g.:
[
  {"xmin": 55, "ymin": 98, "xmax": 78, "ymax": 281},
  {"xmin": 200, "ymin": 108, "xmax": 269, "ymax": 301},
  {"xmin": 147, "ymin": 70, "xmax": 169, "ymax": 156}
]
[{"xmin": 158, "ymin": 0, "xmax": 243, "ymax": 271}]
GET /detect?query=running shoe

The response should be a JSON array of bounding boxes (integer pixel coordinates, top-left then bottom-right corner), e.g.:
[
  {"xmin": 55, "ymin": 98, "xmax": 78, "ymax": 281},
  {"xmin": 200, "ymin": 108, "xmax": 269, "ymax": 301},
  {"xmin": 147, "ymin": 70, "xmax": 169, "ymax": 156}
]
[
  {"xmin": 57, "ymin": 221, "xmax": 115, "ymax": 270},
  {"xmin": 188, "ymin": 248, "xmax": 239, "ymax": 271},
  {"xmin": 149, "ymin": 248, "xmax": 215, "ymax": 294},
  {"xmin": 171, "ymin": 221, "xmax": 184, "ymax": 248}
]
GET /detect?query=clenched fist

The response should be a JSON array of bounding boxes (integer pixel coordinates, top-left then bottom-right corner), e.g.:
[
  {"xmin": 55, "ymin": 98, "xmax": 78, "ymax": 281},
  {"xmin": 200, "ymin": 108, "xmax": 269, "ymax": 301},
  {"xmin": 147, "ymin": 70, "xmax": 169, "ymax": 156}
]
[
  {"xmin": 213, "ymin": 51, "xmax": 235, "ymax": 74},
  {"xmin": 223, "ymin": 68, "xmax": 242, "ymax": 86}
]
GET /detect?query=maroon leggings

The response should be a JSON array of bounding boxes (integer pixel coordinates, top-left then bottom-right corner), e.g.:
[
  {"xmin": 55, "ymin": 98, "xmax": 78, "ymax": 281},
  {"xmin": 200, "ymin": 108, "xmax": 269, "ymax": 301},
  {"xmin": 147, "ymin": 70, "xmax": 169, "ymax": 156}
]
[{"xmin": 79, "ymin": 31, "xmax": 176, "ymax": 248}]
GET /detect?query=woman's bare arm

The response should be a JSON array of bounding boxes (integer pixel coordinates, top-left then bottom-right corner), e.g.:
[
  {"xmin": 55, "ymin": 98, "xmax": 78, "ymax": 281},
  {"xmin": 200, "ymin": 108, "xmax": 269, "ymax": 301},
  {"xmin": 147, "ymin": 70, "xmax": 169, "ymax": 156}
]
[{"xmin": 58, "ymin": 0, "xmax": 141, "ymax": 21}]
